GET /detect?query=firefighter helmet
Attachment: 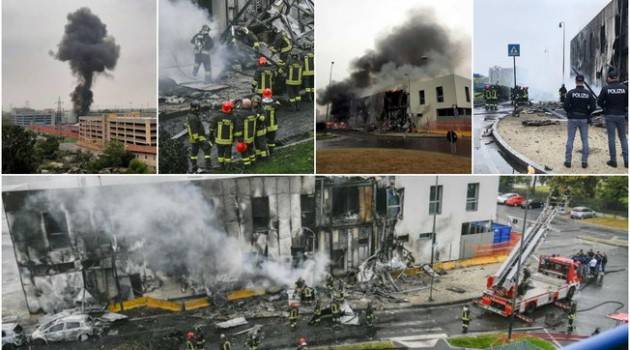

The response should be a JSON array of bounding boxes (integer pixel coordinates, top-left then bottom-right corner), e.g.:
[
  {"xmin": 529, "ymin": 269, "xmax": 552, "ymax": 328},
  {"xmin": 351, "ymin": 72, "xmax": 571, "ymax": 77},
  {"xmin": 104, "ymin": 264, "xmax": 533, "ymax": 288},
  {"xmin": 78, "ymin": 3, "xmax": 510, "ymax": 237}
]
[
  {"xmin": 262, "ymin": 88, "xmax": 273, "ymax": 99},
  {"xmin": 201, "ymin": 25, "xmax": 210, "ymax": 32},
  {"xmin": 258, "ymin": 56, "xmax": 267, "ymax": 65},
  {"xmin": 221, "ymin": 101, "xmax": 234, "ymax": 113},
  {"xmin": 236, "ymin": 142, "xmax": 248, "ymax": 153}
]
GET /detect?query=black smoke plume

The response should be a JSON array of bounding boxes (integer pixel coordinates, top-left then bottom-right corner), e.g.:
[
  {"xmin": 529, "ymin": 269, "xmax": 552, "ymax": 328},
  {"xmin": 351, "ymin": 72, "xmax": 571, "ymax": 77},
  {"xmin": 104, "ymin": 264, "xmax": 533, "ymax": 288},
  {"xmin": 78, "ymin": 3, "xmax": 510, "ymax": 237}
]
[
  {"xmin": 318, "ymin": 9, "xmax": 468, "ymax": 107},
  {"xmin": 54, "ymin": 8, "xmax": 120, "ymax": 116}
]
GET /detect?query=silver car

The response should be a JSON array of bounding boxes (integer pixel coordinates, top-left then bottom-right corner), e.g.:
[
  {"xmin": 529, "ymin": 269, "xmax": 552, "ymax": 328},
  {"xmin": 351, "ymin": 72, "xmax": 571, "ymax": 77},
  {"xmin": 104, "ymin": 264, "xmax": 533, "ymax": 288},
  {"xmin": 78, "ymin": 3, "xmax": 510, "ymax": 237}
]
[
  {"xmin": 31, "ymin": 314, "xmax": 95, "ymax": 345},
  {"xmin": 570, "ymin": 207, "xmax": 596, "ymax": 219},
  {"xmin": 2, "ymin": 323, "xmax": 26, "ymax": 349}
]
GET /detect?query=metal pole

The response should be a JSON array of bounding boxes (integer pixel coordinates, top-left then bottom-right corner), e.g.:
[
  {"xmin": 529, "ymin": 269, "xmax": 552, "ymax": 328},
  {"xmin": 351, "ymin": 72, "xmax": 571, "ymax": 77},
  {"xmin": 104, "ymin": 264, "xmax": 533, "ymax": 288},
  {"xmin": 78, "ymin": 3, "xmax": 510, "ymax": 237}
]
[
  {"xmin": 513, "ymin": 55, "xmax": 517, "ymax": 111},
  {"xmin": 560, "ymin": 21, "xmax": 566, "ymax": 85},
  {"xmin": 507, "ymin": 176, "xmax": 536, "ymax": 340},
  {"xmin": 325, "ymin": 61, "xmax": 335, "ymax": 120},
  {"xmin": 428, "ymin": 175, "xmax": 439, "ymax": 302}
]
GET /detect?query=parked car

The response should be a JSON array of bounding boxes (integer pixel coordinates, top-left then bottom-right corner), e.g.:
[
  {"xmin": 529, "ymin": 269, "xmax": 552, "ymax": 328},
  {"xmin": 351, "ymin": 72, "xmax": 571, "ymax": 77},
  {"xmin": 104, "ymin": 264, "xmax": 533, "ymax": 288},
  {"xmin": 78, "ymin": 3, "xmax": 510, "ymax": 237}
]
[
  {"xmin": 505, "ymin": 195, "xmax": 525, "ymax": 207},
  {"xmin": 31, "ymin": 314, "xmax": 96, "ymax": 345},
  {"xmin": 2, "ymin": 323, "xmax": 26, "ymax": 349},
  {"xmin": 497, "ymin": 193, "xmax": 518, "ymax": 204},
  {"xmin": 570, "ymin": 207, "xmax": 596, "ymax": 219},
  {"xmin": 521, "ymin": 199, "xmax": 544, "ymax": 209}
]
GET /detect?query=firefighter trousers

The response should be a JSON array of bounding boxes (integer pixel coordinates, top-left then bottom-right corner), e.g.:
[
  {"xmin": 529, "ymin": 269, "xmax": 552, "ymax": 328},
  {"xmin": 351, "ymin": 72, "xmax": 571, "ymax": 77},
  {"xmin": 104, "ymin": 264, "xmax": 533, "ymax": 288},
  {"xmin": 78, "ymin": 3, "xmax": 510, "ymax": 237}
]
[
  {"xmin": 267, "ymin": 131, "xmax": 276, "ymax": 152},
  {"xmin": 193, "ymin": 53, "xmax": 211, "ymax": 82},
  {"xmin": 243, "ymin": 142, "xmax": 254, "ymax": 166},
  {"xmin": 217, "ymin": 144, "xmax": 232, "ymax": 165},
  {"xmin": 190, "ymin": 140, "xmax": 212, "ymax": 168},
  {"xmin": 287, "ymin": 84, "xmax": 302, "ymax": 104}
]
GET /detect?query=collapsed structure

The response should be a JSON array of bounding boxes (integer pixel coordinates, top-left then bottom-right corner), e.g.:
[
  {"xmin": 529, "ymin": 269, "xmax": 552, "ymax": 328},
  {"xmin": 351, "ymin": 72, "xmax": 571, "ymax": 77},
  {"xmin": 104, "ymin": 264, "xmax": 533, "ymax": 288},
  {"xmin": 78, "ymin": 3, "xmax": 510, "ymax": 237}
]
[{"xmin": 3, "ymin": 176, "xmax": 500, "ymax": 315}]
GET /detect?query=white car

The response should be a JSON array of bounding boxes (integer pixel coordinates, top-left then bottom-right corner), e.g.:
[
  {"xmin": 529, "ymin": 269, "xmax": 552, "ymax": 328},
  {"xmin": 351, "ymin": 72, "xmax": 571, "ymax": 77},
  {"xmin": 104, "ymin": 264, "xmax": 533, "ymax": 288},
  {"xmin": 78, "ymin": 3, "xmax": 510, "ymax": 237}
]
[
  {"xmin": 31, "ymin": 314, "xmax": 95, "ymax": 345},
  {"xmin": 570, "ymin": 207, "xmax": 596, "ymax": 219},
  {"xmin": 497, "ymin": 193, "xmax": 518, "ymax": 204},
  {"xmin": 2, "ymin": 323, "xmax": 26, "ymax": 349}
]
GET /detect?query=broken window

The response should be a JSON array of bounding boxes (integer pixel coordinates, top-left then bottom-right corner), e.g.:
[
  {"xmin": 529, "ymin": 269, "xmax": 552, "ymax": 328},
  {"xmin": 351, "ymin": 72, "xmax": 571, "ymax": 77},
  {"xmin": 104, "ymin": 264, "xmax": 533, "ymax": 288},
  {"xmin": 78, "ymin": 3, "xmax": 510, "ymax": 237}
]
[
  {"xmin": 331, "ymin": 187, "xmax": 359, "ymax": 218},
  {"xmin": 387, "ymin": 188, "xmax": 403, "ymax": 219},
  {"xmin": 461, "ymin": 221, "xmax": 491, "ymax": 235},
  {"xmin": 436, "ymin": 86, "xmax": 444, "ymax": 103},
  {"xmin": 600, "ymin": 24, "xmax": 606, "ymax": 52},
  {"xmin": 251, "ymin": 197, "xmax": 270, "ymax": 232},
  {"xmin": 42, "ymin": 211, "xmax": 71, "ymax": 250},
  {"xmin": 465, "ymin": 86, "xmax": 471, "ymax": 102},
  {"xmin": 429, "ymin": 185, "xmax": 443, "ymax": 215},
  {"xmin": 419, "ymin": 90, "xmax": 425, "ymax": 105},
  {"xmin": 418, "ymin": 232, "xmax": 433, "ymax": 240},
  {"xmin": 376, "ymin": 187, "xmax": 387, "ymax": 216},
  {"xmin": 300, "ymin": 194, "xmax": 315, "ymax": 228},
  {"xmin": 397, "ymin": 234, "xmax": 409, "ymax": 242},
  {"xmin": 466, "ymin": 183, "xmax": 479, "ymax": 211}
]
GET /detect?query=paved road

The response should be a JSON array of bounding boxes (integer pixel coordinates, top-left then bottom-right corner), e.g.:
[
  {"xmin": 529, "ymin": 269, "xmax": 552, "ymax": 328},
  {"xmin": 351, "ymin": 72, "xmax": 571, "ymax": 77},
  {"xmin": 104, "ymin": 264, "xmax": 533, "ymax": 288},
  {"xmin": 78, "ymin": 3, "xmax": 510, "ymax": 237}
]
[{"xmin": 473, "ymin": 105, "xmax": 521, "ymax": 174}]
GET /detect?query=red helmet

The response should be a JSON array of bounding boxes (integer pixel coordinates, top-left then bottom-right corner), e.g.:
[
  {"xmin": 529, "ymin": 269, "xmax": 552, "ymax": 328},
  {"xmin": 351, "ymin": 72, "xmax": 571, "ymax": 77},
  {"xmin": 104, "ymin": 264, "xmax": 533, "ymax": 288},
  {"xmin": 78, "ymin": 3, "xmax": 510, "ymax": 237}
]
[
  {"xmin": 186, "ymin": 331, "xmax": 195, "ymax": 340},
  {"xmin": 297, "ymin": 337, "xmax": 307, "ymax": 346},
  {"xmin": 236, "ymin": 142, "xmax": 248, "ymax": 153},
  {"xmin": 221, "ymin": 101, "xmax": 233, "ymax": 113},
  {"xmin": 262, "ymin": 88, "xmax": 273, "ymax": 99},
  {"xmin": 258, "ymin": 56, "xmax": 267, "ymax": 65}
]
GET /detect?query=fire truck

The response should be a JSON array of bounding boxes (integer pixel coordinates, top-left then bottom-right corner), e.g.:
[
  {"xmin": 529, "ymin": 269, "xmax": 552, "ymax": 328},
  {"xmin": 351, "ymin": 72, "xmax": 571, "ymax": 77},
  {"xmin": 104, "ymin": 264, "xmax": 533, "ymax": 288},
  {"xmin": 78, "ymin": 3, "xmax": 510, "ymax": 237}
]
[{"xmin": 475, "ymin": 198, "xmax": 581, "ymax": 322}]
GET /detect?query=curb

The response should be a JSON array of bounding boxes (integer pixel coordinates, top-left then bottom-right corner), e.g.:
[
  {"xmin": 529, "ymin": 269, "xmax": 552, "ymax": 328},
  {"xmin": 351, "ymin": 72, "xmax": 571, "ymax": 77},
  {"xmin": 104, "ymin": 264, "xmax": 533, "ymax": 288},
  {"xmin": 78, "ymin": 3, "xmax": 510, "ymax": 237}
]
[
  {"xmin": 492, "ymin": 114, "xmax": 548, "ymax": 174},
  {"xmin": 578, "ymin": 235, "xmax": 628, "ymax": 247}
]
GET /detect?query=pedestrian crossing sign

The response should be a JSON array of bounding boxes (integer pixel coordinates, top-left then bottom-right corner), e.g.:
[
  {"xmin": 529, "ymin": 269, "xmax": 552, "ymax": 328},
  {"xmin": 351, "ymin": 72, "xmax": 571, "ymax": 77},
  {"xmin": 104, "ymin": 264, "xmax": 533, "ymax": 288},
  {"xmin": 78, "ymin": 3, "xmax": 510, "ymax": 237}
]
[{"xmin": 508, "ymin": 44, "xmax": 520, "ymax": 57}]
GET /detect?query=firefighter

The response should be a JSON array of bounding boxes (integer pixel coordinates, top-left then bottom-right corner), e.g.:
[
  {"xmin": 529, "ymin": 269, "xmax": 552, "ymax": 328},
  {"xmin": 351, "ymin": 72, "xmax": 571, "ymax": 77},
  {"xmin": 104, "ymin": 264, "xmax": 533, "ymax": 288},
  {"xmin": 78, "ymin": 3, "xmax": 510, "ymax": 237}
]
[
  {"xmin": 567, "ymin": 302, "xmax": 577, "ymax": 333},
  {"xmin": 490, "ymin": 85, "xmax": 498, "ymax": 110},
  {"xmin": 286, "ymin": 53, "xmax": 303, "ymax": 111},
  {"xmin": 234, "ymin": 26, "xmax": 261, "ymax": 53},
  {"xmin": 461, "ymin": 305, "xmax": 471, "ymax": 333},
  {"xmin": 289, "ymin": 304, "xmax": 299, "ymax": 329},
  {"xmin": 185, "ymin": 331, "xmax": 196, "ymax": 350},
  {"xmin": 253, "ymin": 56, "xmax": 275, "ymax": 95},
  {"xmin": 365, "ymin": 302, "xmax": 376, "ymax": 328},
  {"xmin": 270, "ymin": 28, "xmax": 292, "ymax": 63},
  {"xmin": 213, "ymin": 101, "xmax": 237, "ymax": 170},
  {"xmin": 246, "ymin": 329, "xmax": 261, "ymax": 350},
  {"xmin": 220, "ymin": 333, "xmax": 232, "ymax": 350},
  {"xmin": 302, "ymin": 286, "xmax": 314, "ymax": 303},
  {"xmin": 330, "ymin": 300, "xmax": 341, "ymax": 323},
  {"xmin": 191, "ymin": 24, "xmax": 214, "ymax": 83},
  {"xmin": 296, "ymin": 336, "xmax": 308, "ymax": 350},
  {"xmin": 559, "ymin": 84, "xmax": 568, "ymax": 103},
  {"xmin": 239, "ymin": 98, "xmax": 257, "ymax": 167},
  {"xmin": 255, "ymin": 94, "xmax": 270, "ymax": 161},
  {"xmin": 484, "ymin": 85, "xmax": 492, "ymax": 110},
  {"xmin": 597, "ymin": 67, "xmax": 628, "ymax": 168},
  {"xmin": 193, "ymin": 326, "xmax": 206, "ymax": 349},
  {"xmin": 325, "ymin": 274, "xmax": 334, "ymax": 290},
  {"xmin": 310, "ymin": 299, "xmax": 322, "ymax": 326},
  {"xmin": 262, "ymin": 88, "xmax": 278, "ymax": 154},
  {"xmin": 302, "ymin": 46, "xmax": 315, "ymax": 102},
  {"xmin": 186, "ymin": 100, "xmax": 212, "ymax": 173}
]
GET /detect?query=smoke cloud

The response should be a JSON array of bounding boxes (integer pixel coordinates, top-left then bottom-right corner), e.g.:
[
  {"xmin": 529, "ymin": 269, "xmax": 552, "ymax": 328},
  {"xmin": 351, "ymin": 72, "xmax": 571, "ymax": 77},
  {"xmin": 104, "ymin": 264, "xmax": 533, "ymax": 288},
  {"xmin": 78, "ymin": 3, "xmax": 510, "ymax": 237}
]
[
  {"xmin": 53, "ymin": 7, "xmax": 120, "ymax": 116},
  {"xmin": 318, "ymin": 8, "xmax": 469, "ymax": 105},
  {"xmin": 25, "ymin": 180, "xmax": 328, "ymax": 311}
]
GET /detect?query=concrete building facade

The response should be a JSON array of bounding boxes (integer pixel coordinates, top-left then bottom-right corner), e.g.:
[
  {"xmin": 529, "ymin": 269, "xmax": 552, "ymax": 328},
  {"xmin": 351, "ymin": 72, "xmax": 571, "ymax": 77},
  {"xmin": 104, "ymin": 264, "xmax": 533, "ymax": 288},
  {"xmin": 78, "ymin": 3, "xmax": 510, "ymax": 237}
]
[
  {"xmin": 12, "ymin": 109, "xmax": 54, "ymax": 127},
  {"xmin": 408, "ymin": 74, "xmax": 472, "ymax": 127},
  {"xmin": 78, "ymin": 112, "xmax": 157, "ymax": 167},
  {"xmin": 570, "ymin": 0, "xmax": 628, "ymax": 86}
]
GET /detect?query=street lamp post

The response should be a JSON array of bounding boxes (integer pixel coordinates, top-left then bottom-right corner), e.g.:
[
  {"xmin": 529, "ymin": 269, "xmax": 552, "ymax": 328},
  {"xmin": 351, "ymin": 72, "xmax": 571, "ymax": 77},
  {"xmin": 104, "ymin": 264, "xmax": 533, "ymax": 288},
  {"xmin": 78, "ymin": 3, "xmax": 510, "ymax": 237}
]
[
  {"xmin": 559, "ymin": 22, "xmax": 566, "ymax": 85},
  {"xmin": 428, "ymin": 175, "xmax": 439, "ymax": 302},
  {"xmin": 325, "ymin": 61, "xmax": 335, "ymax": 121}
]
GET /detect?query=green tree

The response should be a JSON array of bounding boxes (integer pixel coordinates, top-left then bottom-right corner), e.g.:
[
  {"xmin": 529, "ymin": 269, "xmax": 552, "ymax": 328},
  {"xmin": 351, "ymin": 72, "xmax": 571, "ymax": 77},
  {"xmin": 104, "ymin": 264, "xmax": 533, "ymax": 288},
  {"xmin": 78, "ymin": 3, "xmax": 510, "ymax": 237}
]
[
  {"xmin": 545, "ymin": 176, "xmax": 599, "ymax": 200},
  {"xmin": 35, "ymin": 136, "xmax": 60, "ymax": 160},
  {"xmin": 127, "ymin": 159, "xmax": 150, "ymax": 174},
  {"xmin": 2, "ymin": 124, "xmax": 38, "ymax": 173},
  {"xmin": 101, "ymin": 141, "xmax": 134, "ymax": 168},
  {"xmin": 596, "ymin": 176, "xmax": 628, "ymax": 212},
  {"xmin": 158, "ymin": 128, "xmax": 188, "ymax": 174}
]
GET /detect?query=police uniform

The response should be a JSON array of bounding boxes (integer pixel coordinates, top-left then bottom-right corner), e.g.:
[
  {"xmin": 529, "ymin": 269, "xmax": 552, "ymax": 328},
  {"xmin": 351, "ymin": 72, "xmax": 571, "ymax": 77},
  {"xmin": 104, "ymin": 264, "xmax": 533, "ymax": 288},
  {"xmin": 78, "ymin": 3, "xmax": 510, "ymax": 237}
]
[
  {"xmin": 597, "ymin": 78, "xmax": 628, "ymax": 167},
  {"xmin": 191, "ymin": 29, "xmax": 214, "ymax": 83},
  {"xmin": 563, "ymin": 79, "xmax": 596, "ymax": 167},
  {"xmin": 187, "ymin": 112, "xmax": 212, "ymax": 171},
  {"xmin": 286, "ymin": 58, "xmax": 303, "ymax": 109},
  {"xmin": 302, "ymin": 52, "xmax": 315, "ymax": 101}
]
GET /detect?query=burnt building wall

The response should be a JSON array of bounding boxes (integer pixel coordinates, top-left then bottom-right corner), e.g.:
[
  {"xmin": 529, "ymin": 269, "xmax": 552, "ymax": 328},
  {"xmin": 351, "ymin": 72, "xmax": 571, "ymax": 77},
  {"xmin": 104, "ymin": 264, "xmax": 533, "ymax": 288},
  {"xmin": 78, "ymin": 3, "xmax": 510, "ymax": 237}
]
[{"xmin": 570, "ymin": 0, "xmax": 628, "ymax": 86}]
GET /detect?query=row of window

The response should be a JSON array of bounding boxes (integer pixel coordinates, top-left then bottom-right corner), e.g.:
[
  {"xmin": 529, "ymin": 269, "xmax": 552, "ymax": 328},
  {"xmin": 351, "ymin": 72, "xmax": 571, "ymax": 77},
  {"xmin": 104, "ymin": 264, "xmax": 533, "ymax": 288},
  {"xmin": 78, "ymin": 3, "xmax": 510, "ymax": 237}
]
[
  {"xmin": 418, "ymin": 86, "xmax": 471, "ymax": 105},
  {"xmin": 429, "ymin": 183, "xmax": 479, "ymax": 215}
]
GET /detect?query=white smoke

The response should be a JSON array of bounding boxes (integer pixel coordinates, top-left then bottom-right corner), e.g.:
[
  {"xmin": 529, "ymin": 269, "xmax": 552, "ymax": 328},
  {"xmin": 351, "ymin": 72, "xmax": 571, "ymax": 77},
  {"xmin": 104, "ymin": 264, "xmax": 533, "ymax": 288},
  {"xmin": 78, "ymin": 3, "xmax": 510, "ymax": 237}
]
[
  {"xmin": 159, "ymin": 0, "xmax": 230, "ymax": 81},
  {"xmin": 27, "ymin": 180, "xmax": 329, "ymax": 301}
]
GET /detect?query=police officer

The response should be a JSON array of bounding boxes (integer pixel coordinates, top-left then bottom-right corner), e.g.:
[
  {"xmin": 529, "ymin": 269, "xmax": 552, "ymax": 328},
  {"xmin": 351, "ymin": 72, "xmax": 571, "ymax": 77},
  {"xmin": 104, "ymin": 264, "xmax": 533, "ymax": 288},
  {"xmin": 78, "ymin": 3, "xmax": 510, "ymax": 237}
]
[
  {"xmin": 302, "ymin": 45, "xmax": 315, "ymax": 102},
  {"xmin": 289, "ymin": 304, "xmax": 299, "ymax": 329},
  {"xmin": 597, "ymin": 67, "xmax": 628, "ymax": 168},
  {"xmin": 286, "ymin": 53, "xmax": 303, "ymax": 111},
  {"xmin": 213, "ymin": 101, "xmax": 237, "ymax": 170},
  {"xmin": 559, "ymin": 84, "xmax": 568, "ymax": 103},
  {"xmin": 563, "ymin": 74, "xmax": 596, "ymax": 169},
  {"xmin": 567, "ymin": 301, "xmax": 577, "ymax": 334},
  {"xmin": 220, "ymin": 333, "xmax": 232, "ymax": 350},
  {"xmin": 186, "ymin": 100, "xmax": 212, "ymax": 173},
  {"xmin": 461, "ymin": 305, "xmax": 471, "ymax": 334},
  {"xmin": 261, "ymin": 88, "xmax": 278, "ymax": 154},
  {"xmin": 191, "ymin": 25, "xmax": 214, "ymax": 83},
  {"xmin": 253, "ymin": 56, "xmax": 275, "ymax": 96},
  {"xmin": 310, "ymin": 299, "xmax": 322, "ymax": 326}
]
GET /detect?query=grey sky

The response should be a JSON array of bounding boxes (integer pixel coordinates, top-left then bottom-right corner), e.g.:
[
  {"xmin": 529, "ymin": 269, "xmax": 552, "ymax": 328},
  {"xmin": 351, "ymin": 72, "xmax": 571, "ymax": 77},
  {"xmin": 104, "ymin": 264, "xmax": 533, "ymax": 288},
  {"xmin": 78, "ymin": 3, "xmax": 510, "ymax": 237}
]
[
  {"xmin": 474, "ymin": 0, "xmax": 610, "ymax": 99},
  {"xmin": 315, "ymin": 0, "xmax": 472, "ymax": 91},
  {"xmin": 2, "ymin": 0, "xmax": 156, "ymax": 111}
]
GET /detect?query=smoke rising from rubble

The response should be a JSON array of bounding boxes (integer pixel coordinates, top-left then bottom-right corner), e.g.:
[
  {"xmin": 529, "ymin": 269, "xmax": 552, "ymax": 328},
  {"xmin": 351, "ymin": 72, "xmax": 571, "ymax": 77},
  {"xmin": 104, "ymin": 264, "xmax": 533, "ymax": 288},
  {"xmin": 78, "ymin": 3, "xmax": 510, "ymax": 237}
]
[
  {"xmin": 318, "ymin": 8, "xmax": 470, "ymax": 105},
  {"xmin": 29, "ymin": 181, "xmax": 328, "ymax": 307},
  {"xmin": 53, "ymin": 7, "xmax": 120, "ymax": 116},
  {"xmin": 159, "ymin": 0, "xmax": 229, "ymax": 82}
]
